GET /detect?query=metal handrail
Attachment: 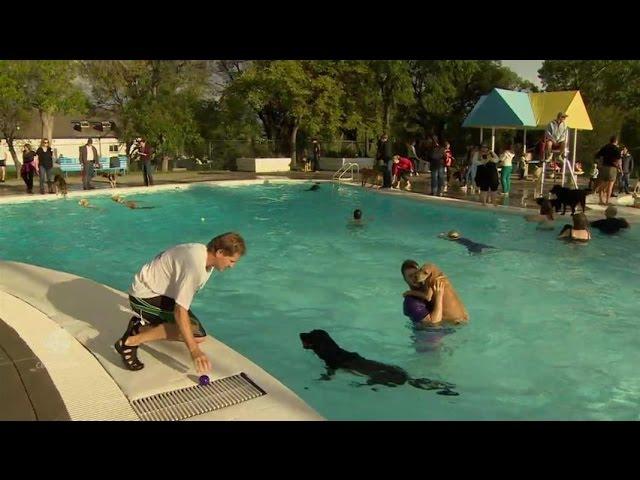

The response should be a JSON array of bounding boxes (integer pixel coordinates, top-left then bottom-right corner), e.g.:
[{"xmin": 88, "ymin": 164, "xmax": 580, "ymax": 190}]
[{"xmin": 333, "ymin": 162, "xmax": 359, "ymax": 181}]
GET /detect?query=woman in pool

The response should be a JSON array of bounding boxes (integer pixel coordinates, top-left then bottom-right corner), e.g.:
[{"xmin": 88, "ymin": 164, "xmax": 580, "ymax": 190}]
[
  {"xmin": 401, "ymin": 260, "xmax": 445, "ymax": 327},
  {"xmin": 400, "ymin": 260, "xmax": 459, "ymax": 351},
  {"xmin": 525, "ymin": 198, "xmax": 555, "ymax": 230},
  {"xmin": 558, "ymin": 213, "xmax": 591, "ymax": 243}
]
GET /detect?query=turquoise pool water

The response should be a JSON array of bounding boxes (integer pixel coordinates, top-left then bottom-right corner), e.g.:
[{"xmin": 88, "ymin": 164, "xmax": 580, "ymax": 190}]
[{"xmin": 1, "ymin": 182, "xmax": 639, "ymax": 420}]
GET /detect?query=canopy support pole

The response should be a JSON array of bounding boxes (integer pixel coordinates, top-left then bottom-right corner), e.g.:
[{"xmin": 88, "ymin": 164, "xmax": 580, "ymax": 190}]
[{"xmin": 491, "ymin": 128, "xmax": 496, "ymax": 152}]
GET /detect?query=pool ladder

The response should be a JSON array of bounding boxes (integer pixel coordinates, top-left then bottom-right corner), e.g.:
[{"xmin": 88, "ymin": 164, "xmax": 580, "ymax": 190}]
[{"xmin": 333, "ymin": 162, "xmax": 360, "ymax": 182}]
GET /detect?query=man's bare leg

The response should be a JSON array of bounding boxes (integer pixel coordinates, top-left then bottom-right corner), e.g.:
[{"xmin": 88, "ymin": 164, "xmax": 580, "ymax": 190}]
[
  {"xmin": 545, "ymin": 140, "xmax": 554, "ymax": 160},
  {"xmin": 606, "ymin": 180, "xmax": 615, "ymax": 204},
  {"xmin": 125, "ymin": 323, "xmax": 206, "ymax": 347}
]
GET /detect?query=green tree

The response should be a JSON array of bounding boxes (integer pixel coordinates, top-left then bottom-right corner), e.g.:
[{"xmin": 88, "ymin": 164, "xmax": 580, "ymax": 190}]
[
  {"xmin": 227, "ymin": 60, "xmax": 344, "ymax": 166},
  {"xmin": 22, "ymin": 61, "xmax": 88, "ymax": 141},
  {"xmin": 82, "ymin": 60, "xmax": 212, "ymax": 171},
  {"xmin": 404, "ymin": 60, "xmax": 535, "ymax": 149},
  {"xmin": 367, "ymin": 60, "xmax": 412, "ymax": 134},
  {"xmin": 0, "ymin": 61, "xmax": 32, "ymax": 175}
]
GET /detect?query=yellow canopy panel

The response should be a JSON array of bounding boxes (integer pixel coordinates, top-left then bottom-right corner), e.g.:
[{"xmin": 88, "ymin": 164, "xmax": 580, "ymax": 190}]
[{"xmin": 529, "ymin": 91, "xmax": 593, "ymax": 130}]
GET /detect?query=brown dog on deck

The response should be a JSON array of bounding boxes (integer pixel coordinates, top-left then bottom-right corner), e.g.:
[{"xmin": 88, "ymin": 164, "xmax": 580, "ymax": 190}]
[
  {"xmin": 360, "ymin": 168, "xmax": 383, "ymax": 188},
  {"xmin": 53, "ymin": 174, "xmax": 68, "ymax": 197},
  {"xmin": 411, "ymin": 263, "xmax": 469, "ymax": 324}
]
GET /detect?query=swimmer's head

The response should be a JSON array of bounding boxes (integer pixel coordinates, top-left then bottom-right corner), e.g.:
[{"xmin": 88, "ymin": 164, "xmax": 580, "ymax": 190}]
[
  {"xmin": 605, "ymin": 205, "xmax": 618, "ymax": 218},
  {"xmin": 572, "ymin": 213, "xmax": 589, "ymax": 229},
  {"xmin": 446, "ymin": 230, "xmax": 461, "ymax": 240},
  {"xmin": 78, "ymin": 199, "xmax": 89, "ymax": 207},
  {"xmin": 353, "ymin": 209, "xmax": 362, "ymax": 220},
  {"xmin": 401, "ymin": 259, "xmax": 420, "ymax": 288}
]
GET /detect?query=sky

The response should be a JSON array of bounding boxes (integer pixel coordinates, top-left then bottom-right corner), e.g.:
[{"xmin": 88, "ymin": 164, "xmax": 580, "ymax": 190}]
[{"xmin": 501, "ymin": 60, "xmax": 544, "ymax": 87}]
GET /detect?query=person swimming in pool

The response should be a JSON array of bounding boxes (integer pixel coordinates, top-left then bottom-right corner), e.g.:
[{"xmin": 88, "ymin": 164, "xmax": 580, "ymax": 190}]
[
  {"xmin": 400, "ymin": 259, "xmax": 455, "ymax": 351},
  {"xmin": 439, "ymin": 230, "xmax": 495, "ymax": 254},
  {"xmin": 348, "ymin": 208, "xmax": 369, "ymax": 227}
]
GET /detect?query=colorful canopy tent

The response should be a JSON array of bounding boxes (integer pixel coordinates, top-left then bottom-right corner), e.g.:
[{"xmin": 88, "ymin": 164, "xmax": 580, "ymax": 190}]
[
  {"xmin": 462, "ymin": 88, "xmax": 537, "ymax": 151},
  {"xmin": 529, "ymin": 90, "xmax": 593, "ymax": 189},
  {"xmin": 528, "ymin": 90, "xmax": 593, "ymax": 130},
  {"xmin": 463, "ymin": 88, "xmax": 593, "ymax": 190}
]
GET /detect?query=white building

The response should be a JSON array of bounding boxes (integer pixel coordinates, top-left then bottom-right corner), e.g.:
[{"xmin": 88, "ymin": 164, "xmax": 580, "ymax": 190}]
[{"xmin": 2, "ymin": 111, "xmax": 127, "ymax": 165}]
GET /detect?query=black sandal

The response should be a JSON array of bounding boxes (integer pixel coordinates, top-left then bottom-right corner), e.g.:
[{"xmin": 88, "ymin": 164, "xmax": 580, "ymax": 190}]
[{"xmin": 114, "ymin": 317, "xmax": 144, "ymax": 371}]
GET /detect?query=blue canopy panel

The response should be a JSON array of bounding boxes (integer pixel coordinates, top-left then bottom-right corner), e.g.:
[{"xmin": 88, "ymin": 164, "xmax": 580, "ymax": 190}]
[{"xmin": 462, "ymin": 88, "xmax": 537, "ymax": 129}]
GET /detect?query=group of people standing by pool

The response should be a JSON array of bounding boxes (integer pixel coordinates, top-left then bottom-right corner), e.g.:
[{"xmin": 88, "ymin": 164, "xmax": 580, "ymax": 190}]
[
  {"xmin": 0, "ymin": 139, "xmax": 58, "ymax": 195},
  {"xmin": 375, "ymin": 133, "xmax": 522, "ymax": 203}
]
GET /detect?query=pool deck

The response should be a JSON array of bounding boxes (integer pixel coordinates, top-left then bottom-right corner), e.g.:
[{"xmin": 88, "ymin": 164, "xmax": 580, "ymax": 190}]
[
  {"xmin": 2, "ymin": 169, "xmax": 639, "ymax": 420},
  {"xmin": 0, "ymin": 261, "xmax": 323, "ymax": 421}
]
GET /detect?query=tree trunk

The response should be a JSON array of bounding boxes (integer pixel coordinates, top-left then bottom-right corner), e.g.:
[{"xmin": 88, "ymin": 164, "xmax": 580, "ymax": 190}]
[
  {"xmin": 7, "ymin": 140, "xmax": 21, "ymax": 178},
  {"xmin": 40, "ymin": 110, "xmax": 55, "ymax": 141},
  {"xmin": 382, "ymin": 102, "xmax": 391, "ymax": 134},
  {"xmin": 290, "ymin": 122, "xmax": 299, "ymax": 168},
  {"xmin": 363, "ymin": 130, "xmax": 368, "ymax": 157},
  {"xmin": 161, "ymin": 154, "xmax": 170, "ymax": 172}
]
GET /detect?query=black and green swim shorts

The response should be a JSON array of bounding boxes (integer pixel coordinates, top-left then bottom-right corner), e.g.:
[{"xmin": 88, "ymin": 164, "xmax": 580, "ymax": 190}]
[{"xmin": 128, "ymin": 295, "xmax": 206, "ymax": 337}]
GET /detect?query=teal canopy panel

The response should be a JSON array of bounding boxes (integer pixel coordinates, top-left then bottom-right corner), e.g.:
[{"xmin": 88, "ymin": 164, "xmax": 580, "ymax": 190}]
[{"xmin": 462, "ymin": 88, "xmax": 537, "ymax": 128}]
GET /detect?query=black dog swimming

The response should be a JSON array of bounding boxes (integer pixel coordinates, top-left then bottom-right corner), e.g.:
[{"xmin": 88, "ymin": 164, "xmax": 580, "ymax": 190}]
[
  {"xmin": 549, "ymin": 185, "xmax": 591, "ymax": 215},
  {"xmin": 300, "ymin": 329, "xmax": 458, "ymax": 395},
  {"xmin": 306, "ymin": 183, "xmax": 320, "ymax": 191}
]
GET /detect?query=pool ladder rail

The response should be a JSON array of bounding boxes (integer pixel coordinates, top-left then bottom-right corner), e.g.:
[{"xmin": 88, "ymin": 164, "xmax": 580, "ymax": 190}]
[{"xmin": 333, "ymin": 162, "xmax": 360, "ymax": 182}]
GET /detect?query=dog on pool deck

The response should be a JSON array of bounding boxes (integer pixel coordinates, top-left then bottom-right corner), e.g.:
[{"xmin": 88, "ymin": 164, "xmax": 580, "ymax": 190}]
[
  {"xmin": 101, "ymin": 172, "xmax": 117, "ymax": 188},
  {"xmin": 53, "ymin": 174, "xmax": 68, "ymax": 197},
  {"xmin": 549, "ymin": 184, "xmax": 591, "ymax": 215},
  {"xmin": 360, "ymin": 168, "xmax": 383, "ymax": 188},
  {"xmin": 300, "ymin": 329, "xmax": 458, "ymax": 395}
]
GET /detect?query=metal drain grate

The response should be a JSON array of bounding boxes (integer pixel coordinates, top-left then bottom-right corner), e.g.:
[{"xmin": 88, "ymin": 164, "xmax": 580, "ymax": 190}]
[{"xmin": 131, "ymin": 372, "xmax": 267, "ymax": 421}]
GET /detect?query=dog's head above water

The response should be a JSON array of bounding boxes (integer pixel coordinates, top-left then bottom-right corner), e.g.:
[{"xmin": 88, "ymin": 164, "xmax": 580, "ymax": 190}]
[
  {"xmin": 299, "ymin": 329, "xmax": 343, "ymax": 358},
  {"xmin": 300, "ymin": 329, "xmax": 331, "ymax": 348}
]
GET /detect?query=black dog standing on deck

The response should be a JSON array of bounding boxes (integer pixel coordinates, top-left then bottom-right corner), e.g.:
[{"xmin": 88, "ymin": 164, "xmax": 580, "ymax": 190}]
[
  {"xmin": 300, "ymin": 329, "xmax": 459, "ymax": 395},
  {"xmin": 549, "ymin": 185, "xmax": 591, "ymax": 215}
]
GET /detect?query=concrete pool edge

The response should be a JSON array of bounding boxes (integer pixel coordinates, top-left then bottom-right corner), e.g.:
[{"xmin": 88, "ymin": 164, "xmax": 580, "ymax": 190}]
[{"xmin": 0, "ymin": 261, "xmax": 324, "ymax": 421}]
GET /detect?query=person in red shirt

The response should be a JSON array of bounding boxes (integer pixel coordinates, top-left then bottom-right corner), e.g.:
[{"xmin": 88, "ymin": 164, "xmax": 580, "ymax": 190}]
[
  {"xmin": 392, "ymin": 155, "xmax": 413, "ymax": 190},
  {"xmin": 443, "ymin": 141, "xmax": 455, "ymax": 190}
]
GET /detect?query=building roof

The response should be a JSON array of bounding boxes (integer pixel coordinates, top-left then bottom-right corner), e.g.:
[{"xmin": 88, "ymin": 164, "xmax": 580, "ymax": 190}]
[{"xmin": 15, "ymin": 111, "xmax": 119, "ymax": 140}]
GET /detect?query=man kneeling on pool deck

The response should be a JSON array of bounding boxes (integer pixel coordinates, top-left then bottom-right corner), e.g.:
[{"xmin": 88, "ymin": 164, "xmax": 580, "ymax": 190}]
[{"xmin": 115, "ymin": 232, "xmax": 246, "ymax": 373}]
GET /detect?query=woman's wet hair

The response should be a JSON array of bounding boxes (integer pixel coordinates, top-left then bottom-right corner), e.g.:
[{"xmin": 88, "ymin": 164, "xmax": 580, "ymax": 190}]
[
  {"xmin": 401, "ymin": 259, "xmax": 420, "ymax": 286},
  {"xmin": 572, "ymin": 213, "xmax": 588, "ymax": 230},
  {"xmin": 539, "ymin": 199, "xmax": 554, "ymax": 219},
  {"xmin": 353, "ymin": 209, "xmax": 362, "ymax": 220}
]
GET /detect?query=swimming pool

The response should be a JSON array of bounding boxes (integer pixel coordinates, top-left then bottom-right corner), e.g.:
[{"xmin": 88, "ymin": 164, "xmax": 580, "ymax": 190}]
[{"xmin": 1, "ymin": 182, "xmax": 639, "ymax": 420}]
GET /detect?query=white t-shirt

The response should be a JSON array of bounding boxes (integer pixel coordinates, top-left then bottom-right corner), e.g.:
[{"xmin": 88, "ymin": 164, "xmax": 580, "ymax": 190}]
[
  {"xmin": 129, "ymin": 243, "xmax": 214, "ymax": 310},
  {"xmin": 499, "ymin": 151, "xmax": 514, "ymax": 167},
  {"xmin": 86, "ymin": 145, "xmax": 95, "ymax": 161}
]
